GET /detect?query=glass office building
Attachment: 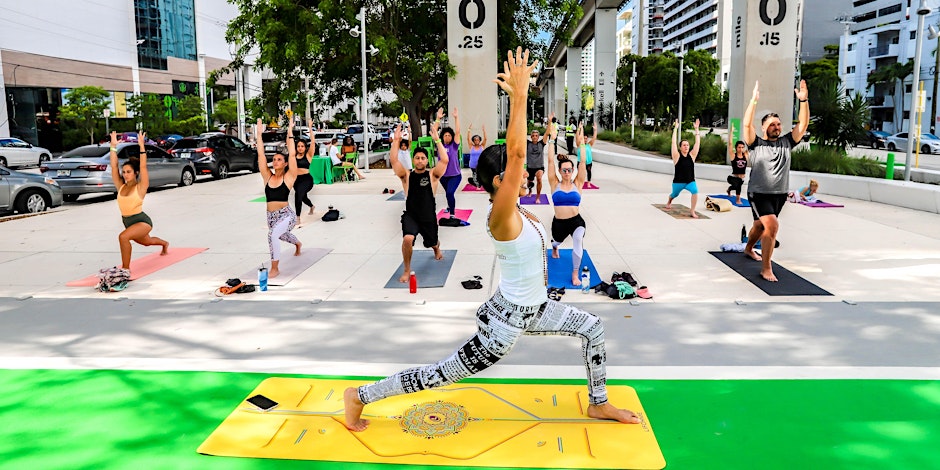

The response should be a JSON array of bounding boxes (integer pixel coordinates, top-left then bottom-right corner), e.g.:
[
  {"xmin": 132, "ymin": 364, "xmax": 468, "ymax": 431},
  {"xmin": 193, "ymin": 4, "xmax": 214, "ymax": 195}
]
[{"xmin": 135, "ymin": 0, "xmax": 198, "ymax": 70}]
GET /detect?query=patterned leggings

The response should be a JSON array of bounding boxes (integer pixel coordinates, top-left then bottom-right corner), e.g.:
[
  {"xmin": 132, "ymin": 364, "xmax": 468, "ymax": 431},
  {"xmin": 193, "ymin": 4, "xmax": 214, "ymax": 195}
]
[
  {"xmin": 357, "ymin": 289, "xmax": 609, "ymax": 405},
  {"xmin": 266, "ymin": 206, "xmax": 299, "ymax": 261}
]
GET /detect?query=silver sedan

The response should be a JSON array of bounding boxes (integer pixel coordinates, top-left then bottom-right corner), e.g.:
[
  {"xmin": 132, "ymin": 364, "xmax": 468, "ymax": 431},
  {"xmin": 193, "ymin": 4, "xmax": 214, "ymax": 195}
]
[
  {"xmin": 0, "ymin": 165, "xmax": 63, "ymax": 214},
  {"xmin": 41, "ymin": 143, "xmax": 196, "ymax": 202},
  {"xmin": 0, "ymin": 138, "xmax": 53, "ymax": 169}
]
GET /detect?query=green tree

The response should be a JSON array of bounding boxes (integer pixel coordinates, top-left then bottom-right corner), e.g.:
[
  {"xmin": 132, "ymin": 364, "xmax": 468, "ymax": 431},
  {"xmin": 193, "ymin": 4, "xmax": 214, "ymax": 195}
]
[
  {"xmin": 809, "ymin": 80, "xmax": 870, "ymax": 149},
  {"xmin": 59, "ymin": 86, "xmax": 111, "ymax": 144},
  {"xmin": 868, "ymin": 60, "xmax": 914, "ymax": 132},
  {"xmin": 127, "ymin": 93, "xmax": 169, "ymax": 135},
  {"xmin": 581, "ymin": 85, "xmax": 595, "ymax": 111},
  {"xmin": 212, "ymin": 99, "xmax": 239, "ymax": 130}
]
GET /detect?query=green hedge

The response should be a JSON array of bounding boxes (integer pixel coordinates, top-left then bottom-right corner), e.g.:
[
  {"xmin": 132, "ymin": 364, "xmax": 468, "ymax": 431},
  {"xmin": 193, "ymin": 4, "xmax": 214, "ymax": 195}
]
[{"xmin": 791, "ymin": 146, "xmax": 889, "ymax": 178}]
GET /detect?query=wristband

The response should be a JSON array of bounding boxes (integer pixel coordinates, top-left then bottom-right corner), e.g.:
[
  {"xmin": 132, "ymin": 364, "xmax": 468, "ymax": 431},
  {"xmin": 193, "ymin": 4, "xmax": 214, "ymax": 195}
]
[
  {"xmin": 433, "ymin": 139, "xmax": 441, "ymax": 144},
  {"xmin": 110, "ymin": 147, "xmax": 118, "ymax": 152},
  {"xmin": 799, "ymin": 99, "xmax": 808, "ymax": 103},
  {"xmin": 751, "ymin": 99, "xmax": 758, "ymax": 105}
]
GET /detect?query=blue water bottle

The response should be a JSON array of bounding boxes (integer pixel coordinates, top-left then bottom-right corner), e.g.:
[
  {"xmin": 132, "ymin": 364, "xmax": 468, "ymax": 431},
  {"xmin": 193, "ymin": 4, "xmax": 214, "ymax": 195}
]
[
  {"xmin": 580, "ymin": 266, "xmax": 590, "ymax": 293},
  {"xmin": 258, "ymin": 265, "xmax": 268, "ymax": 292}
]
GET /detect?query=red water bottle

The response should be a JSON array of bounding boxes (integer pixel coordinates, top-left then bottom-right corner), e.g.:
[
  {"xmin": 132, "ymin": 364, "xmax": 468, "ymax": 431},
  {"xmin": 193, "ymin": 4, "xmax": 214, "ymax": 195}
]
[{"xmin": 409, "ymin": 271, "xmax": 417, "ymax": 293}]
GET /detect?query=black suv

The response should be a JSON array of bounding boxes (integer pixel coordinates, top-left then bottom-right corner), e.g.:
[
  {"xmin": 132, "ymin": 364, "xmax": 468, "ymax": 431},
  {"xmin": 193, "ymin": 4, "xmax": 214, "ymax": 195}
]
[{"xmin": 171, "ymin": 135, "xmax": 257, "ymax": 179}]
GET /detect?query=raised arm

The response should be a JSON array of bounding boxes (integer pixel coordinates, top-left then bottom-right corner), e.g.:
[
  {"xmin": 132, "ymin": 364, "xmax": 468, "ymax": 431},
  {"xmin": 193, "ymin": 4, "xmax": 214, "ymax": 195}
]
[
  {"xmin": 671, "ymin": 120, "xmax": 680, "ymax": 162},
  {"xmin": 453, "ymin": 107, "xmax": 461, "ymax": 145},
  {"xmin": 481, "ymin": 125, "xmax": 488, "ymax": 146},
  {"xmin": 284, "ymin": 119, "xmax": 298, "ymax": 181},
  {"xmin": 389, "ymin": 124, "xmax": 408, "ymax": 179},
  {"xmin": 728, "ymin": 122, "xmax": 736, "ymax": 159},
  {"xmin": 743, "ymin": 81, "xmax": 759, "ymax": 145},
  {"xmin": 430, "ymin": 120, "xmax": 449, "ymax": 179},
  {"xmin": 255, "ymin": 119, "xmax": 272, "ymax": 181},
  {"xmin": 546, "ymin": 115, "xmax": 559, "ymax": 189},
  {"xmin": 466, "ymin": 123, "xmax": 473, "ymax": 147},
  {"xmin": 588, "ymin": 124, "xmax": 597, "ymax": 146},
  {"xmin": 574, "ymin": 123, "xmax": 587, "ymax": 187},
  {"xmin": 136, "ymin": 131, "xmax": 149, "ymax": 195},
  {"xmin": 690, "ymin": 118, "xmax": 701, "ymax": 160},
  {"xmin": 792, "ymin": 79, "xmax": 810, "ymax": 143},
  {"xmin": 492, "ymin": 48, "xmax": 538, "ymax": 240},
  {"xmin": 109, "ymin": 131, "xmax": 122, "ymax": 188}
]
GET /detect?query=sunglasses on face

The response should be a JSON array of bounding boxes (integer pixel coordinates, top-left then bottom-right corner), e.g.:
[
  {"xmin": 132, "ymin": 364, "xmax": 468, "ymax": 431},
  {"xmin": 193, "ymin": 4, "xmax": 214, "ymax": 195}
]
[{"xmin": 560, "ymin": 168, "xmax": 573, "ymax": 174}]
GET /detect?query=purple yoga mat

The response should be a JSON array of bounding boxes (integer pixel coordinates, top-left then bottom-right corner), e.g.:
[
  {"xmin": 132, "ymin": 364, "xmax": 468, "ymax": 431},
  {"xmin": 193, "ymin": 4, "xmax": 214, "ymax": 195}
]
[
  {"xmin": 800, "ymin": 200, "xmax": 844, "ymax": 208},
  {"xmin": 519, "ymin": 194, "xmax": 549, "ymax": 205}
]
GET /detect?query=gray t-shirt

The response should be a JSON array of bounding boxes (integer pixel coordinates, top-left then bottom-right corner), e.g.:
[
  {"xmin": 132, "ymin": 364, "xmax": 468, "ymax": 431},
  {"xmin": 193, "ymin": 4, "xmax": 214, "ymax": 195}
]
[
  {"xmin": 526, "ymin": 141, "xmax": 545, "ymax": 168},
  {"xmin": 747, "ymin": 133, "xmax": 801, "ymax": 193}
]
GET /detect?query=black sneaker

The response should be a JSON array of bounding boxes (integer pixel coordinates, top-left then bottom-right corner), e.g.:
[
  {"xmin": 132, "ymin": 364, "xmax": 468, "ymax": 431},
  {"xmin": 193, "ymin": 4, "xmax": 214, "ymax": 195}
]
[{"xmin": 622, "ymin": 272, "xmax": 638, "ymax": 288}]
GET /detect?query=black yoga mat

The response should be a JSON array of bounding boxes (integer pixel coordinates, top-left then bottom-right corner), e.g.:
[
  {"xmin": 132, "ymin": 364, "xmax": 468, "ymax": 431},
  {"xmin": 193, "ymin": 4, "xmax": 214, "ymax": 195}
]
[
  {"xmin": 384, "ymin": 249, "xmax": 458, "ymax": 288},
  {"xmin": 709, "ymin": 251, "xmax": 832, "ymax": 296}
]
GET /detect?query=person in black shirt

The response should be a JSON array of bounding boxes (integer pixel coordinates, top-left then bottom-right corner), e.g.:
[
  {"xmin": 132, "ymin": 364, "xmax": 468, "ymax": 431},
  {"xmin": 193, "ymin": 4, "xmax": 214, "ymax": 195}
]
[
  {"xmin": 727, "ymin": 122, "xmax": 749, "ymax": 205},
  {"xmin": 390, "ymin": 121, "xmax": 450, "ymax": 283},
  {"xmin": 665, "ymin": 118, "xmax": 701, "ymax": 218}
]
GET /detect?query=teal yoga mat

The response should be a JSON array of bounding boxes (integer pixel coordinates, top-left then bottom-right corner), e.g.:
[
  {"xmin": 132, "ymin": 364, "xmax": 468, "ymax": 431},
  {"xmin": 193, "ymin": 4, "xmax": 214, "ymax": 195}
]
[
  {"xmin": 547, "ymin": 249, "xmax": 602, "ymax": 289},
  {"xmin": 384, "ymin": 249, "xmax": 458, "ymax": 288}
]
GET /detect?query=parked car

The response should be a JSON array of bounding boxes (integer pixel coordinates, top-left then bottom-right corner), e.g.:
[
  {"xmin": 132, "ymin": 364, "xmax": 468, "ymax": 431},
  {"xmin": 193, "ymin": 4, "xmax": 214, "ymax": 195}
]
[
  {"xmin": 376, "ymin": 126, "xmax": 391, "ymax": 146},
  {"xmin": 312, "ymin": 131, "xmax": 342, "ymax": 154},
  {"xmin": 0, "ymin": 138, "xmax": 53, "ymax": 168},
  {"xmin": 0, "ymin": 165, "xmax": 63, "ymax": 214},
  {"xmin": 41, "ymin": 143, "xmax": 195, "ymax": 202},
  {"xmin": 344, "ymin": 124, "xmax": 383, "ymax": 150},
  {"xmin": 113, "ymin": 132, "xmax": 159, "ymax": 146},
  {"xmin": 170, "ymin": 135, "xmax": 257, "ymax": 179},
  {"xmin": 884, "ymin": 132, "xmax": 940, "ymax": 154},
  {"xmin": 154, "ymin": 134, "xmax": 184, "ymax": 149},
  {"xmin": 259, "ymin": 129, "xmax": 307, "ymax": 162},
  {"xmin": 857, "ymin": 130, "xmax": 890, "ymax": 149}
]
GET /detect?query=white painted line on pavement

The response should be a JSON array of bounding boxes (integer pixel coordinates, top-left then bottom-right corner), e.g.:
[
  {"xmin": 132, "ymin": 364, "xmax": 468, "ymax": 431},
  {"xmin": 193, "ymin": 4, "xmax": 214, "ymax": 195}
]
[{"xmin": 1, "ymin": 357, "xmax": 938, "ymax": 380}]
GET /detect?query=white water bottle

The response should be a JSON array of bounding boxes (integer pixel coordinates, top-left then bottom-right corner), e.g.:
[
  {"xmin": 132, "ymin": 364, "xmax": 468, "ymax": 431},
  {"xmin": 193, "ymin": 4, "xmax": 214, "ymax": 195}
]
[{"xmin": 581, "ymin": 266, "xmax": 590, "ymax": 293}]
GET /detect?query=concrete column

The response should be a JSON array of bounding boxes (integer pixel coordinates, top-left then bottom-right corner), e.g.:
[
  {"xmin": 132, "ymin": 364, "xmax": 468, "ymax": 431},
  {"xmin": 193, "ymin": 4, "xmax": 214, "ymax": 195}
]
[
  {"xmin": 447, "ymin": 0, "xmax": 498, "ymax": 140},
  {"xmin": 543, "ymin": 79, "xmax": 552, "ymax": 117},
  {"xmin": 566, "ymin": 47, "xmax": 582, "ymax": 120},
  {"xmin": 0, "ymin": 50, "xmax": 9, "ymax": 138},
  {"xmin": 728, "ymin": 0, "xmax": 804, "ymax": 142},
  {"xmin": 554, "ymin": 66, "xmax": 566, "ymax": 121},
  {"xmin": 595, "ymin": 8, "xmax": 617, "ymax": 130}
]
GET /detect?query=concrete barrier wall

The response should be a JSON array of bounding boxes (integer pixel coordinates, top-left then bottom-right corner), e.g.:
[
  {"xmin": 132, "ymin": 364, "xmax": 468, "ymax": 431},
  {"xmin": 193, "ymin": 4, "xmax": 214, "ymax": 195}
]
[{"xmin": 593, "ymin": 148, "xmax": 940, "ymax": 214}]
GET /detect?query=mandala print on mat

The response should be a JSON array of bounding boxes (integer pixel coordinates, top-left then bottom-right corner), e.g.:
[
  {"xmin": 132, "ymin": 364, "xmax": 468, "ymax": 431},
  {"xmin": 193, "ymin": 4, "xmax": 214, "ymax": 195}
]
[{"xmin": 399, "ymin": 401, "xmax": 471, "ymax": 439}]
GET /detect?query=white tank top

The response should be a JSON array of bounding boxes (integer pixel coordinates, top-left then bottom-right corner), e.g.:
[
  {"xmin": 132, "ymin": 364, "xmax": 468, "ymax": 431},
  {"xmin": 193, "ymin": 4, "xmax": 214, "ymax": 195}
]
[{"xmin": 488, "ymin": 205, "xmax": 549, "ymax": 306}]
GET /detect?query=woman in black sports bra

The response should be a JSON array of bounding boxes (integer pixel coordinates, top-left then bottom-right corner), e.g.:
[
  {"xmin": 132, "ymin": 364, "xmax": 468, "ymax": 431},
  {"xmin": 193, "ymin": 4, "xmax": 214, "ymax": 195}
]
[
  {"xmin": 255, "ymin": 117, "xmax": 302, "ymax": 278},
  {"xmin": 727, "ymin": 122, "xmax": 749, "ymax": 205},
  {"xmin": 293, "ymin": 138, "xmax": 315, "ymax": 217}
]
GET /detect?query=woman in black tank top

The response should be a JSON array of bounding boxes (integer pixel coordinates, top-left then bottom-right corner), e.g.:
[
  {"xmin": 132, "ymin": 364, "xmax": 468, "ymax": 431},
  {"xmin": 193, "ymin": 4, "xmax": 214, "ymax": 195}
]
[
  {"xmin": 726, "ymin": 123, "xmax": 749, "ymax": 205},
  {"xmin": 293, "ymin": 138, "xmax": 315, "ymax": 217},
  {"xmin": 255, "ymin": 118, "xmax": 302, "ymax": 278},
  {"xmin": 666, "ymin": 118, "xmax": 702, "ymax": 218}
]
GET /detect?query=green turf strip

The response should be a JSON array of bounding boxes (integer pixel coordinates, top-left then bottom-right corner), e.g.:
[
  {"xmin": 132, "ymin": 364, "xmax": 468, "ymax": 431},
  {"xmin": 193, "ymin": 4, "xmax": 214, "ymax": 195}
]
[{"xmin": 0, "ymin": 369, "xmax": 937, "ymax": 470}]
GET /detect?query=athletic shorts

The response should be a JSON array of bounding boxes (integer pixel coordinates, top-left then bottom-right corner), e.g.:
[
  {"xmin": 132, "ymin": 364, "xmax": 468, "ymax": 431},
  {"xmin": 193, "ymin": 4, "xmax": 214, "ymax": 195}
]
[
  {"xmin": 669, "ymin": 181, "xmax": 699, "ymax": 198},
  {"xmin": 527, "ymin": 167, "xmax": 544, "ymax": 182},
  {"xmin": 748, "ymin": 192, "xmax": 787, "ymax": 220},
  {"xmin": 122, "ymin": 211, "xmax": 153, "ymax": 229},
  {"xmin": 401, "ymin": 211, "xmax": 439, "ymax": 248},
  {"xmin": 551, "ymin": 213, "xmax": 586, "ymax": 243}
]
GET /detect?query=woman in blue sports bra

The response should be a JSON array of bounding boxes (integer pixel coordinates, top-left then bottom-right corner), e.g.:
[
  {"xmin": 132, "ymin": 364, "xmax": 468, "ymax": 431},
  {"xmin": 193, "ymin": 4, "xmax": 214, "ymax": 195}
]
[{"xmin": 546, "ymin": 120, "xmax": 589, "ymax": 286}]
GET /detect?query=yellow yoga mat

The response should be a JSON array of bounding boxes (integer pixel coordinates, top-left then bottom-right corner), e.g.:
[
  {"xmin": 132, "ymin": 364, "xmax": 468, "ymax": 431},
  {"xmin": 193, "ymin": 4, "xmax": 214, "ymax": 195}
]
[{"xmin": 198, "ymin": 378, "xmax": 665, "ymax": 469}]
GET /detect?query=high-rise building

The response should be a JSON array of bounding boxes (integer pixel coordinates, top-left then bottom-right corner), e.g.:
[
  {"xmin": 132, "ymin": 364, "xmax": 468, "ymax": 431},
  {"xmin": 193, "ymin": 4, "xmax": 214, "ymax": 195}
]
[
  {"xmin": 616, "ymin": 9, "xmax": 633, "ymax": 61},
  {"xmin": 660, "ymin": 0, "xmax": 731, "ymax": 88},
  {"xmin": 1, "ymin": 0, "xmax": 260, "ymax": 150},
  {"xmin": 582, "ymin": 41, "xmax": 595, "ymax": 86},
  {"xmin": 851, "ymin": 0, "xmax": 906, "ymax": 33}
]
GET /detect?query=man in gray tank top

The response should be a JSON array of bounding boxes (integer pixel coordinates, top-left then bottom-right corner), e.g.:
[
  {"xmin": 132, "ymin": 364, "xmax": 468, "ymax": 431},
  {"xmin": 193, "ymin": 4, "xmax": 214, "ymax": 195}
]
[{"xmin": 742, "ymin": 80, "xmax": 810, "ymax": 282}]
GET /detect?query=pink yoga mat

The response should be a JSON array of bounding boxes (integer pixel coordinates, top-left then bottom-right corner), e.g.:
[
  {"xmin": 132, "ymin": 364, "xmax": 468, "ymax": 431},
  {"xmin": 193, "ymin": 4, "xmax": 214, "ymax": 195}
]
[
  {"xmin": 582, "ymin": 182, "xmax": 599, "ymax": 190},
  {"xmin": 436, "ymin": 209, "xmax": 473, "ymax": 222},
  {"xmin": 800, "ymin": 200, "xmax": 844, "ymax": 208},
  {"xmin": 66, "ymin": 247, "xmax": 208, "ymax": 287},
  {"xmin": 519, "ymin": 194, "xmax": 549, "ymax": 205},
  {"xmin": 461, "ymin": 184, "xmax": 486, "ymax": 192}
]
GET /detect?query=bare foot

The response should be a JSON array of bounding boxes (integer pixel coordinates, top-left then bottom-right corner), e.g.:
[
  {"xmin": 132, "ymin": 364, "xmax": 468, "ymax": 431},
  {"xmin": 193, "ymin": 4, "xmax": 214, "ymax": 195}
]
[
  {"xmin": 735, "ymin": 198, "xmax": 742, "ymax": 205},
  {"xmin": 399, "ymin": 272, "xmax": 409, "ymax": 283},
  {"xmin": 269, "ymin": 268, "xmax": 280, "ymax": 278},
  {"xmin": 161, "ymin": 242, "xmax": 169, "ymax": 256},
  {"xmin": 586, "ymin": 403, "xmax": 641, "ymax": 424},
  {"xmin": 309, "ymin": 205, "xmax": 316, "ymax": 215},
  {"xmin": 534, "ymin": 198, "xmax": 541, "ymax": 204},
  {"xmin": 552, "ymin": 247, "xmax": 560, "ymax": 259},
  {"xmin": 572, "ymin": 272, "xmax": 582, "ymax": 286},
  {"xmin": 744, "ymin": 249, "xmax": 762, "ymax": 261},
  {"xmin": 664, "ymin": 204, "xmax": 672, "ymax": 210},
  {"xmin": 726, "ymin": 189, "xmax": 731, "ymax": 196},
  {"xmin": 690, "ymin": 211, "xmax": 699, "ymax": 219},
  {"xmin": 294, "ymin": 242, "xmax": 302, "ymax": 256},
  {"xmin": 433, "ymin": 247, "xmax": 443, "ymax": 260},
  {"xmin": 760, "ymin": 268, "xmax": 778, "ymax": 282},
  {"xmin": 343, "ymin": 387, "xmax": 370, "ymax": 431}
]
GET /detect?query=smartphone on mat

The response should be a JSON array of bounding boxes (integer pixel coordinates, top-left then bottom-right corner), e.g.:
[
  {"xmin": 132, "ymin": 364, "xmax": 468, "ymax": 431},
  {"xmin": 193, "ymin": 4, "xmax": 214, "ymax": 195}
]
[{"xmin": 246, "ymin": 394, "xmax": 278, "ymax": 411}]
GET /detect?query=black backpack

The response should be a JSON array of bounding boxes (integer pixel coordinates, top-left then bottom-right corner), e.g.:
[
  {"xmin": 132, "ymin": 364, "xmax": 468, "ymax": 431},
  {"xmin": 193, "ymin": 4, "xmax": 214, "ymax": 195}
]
[{"xmin": 321, "ymin": 208, "xmax": 340, "ymax": 221}]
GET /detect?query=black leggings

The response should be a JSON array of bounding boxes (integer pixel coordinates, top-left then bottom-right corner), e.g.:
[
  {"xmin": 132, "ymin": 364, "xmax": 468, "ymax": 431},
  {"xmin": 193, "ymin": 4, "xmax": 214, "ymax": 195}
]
[
  {"xmin": 294, "ymin": 173, "xmax": 314, "ymax": 216},
  {"xmin": 586, "ymin": 163, "xmax": 593, "ymax": 182},
  {"xmin": 727, "ymin": 175, "xmax": 744, "ymax": 196}
]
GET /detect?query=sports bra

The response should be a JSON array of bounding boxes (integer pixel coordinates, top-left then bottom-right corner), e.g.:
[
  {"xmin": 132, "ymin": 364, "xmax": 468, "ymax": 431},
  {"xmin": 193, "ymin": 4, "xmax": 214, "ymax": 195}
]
[
  {"xmin": 265, "ymin": 177, "xmax": 290, "ymax": 202},
  {"xmin": 551, "ymin": 189, "xmax": 581, "ymax": 206},
  {"xmin": 117, "ymin": 184, "xmax": 143, "ymax": 216},
  {"xmin": 296, "ymin": 155, "xmax": 310, "ymax": 169}
]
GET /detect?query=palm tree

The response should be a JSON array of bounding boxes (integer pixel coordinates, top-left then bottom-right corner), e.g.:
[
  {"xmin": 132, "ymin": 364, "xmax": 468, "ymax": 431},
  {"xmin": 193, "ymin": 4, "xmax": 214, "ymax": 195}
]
[{"xmin": 867, "ymin": 60, "xmax": 914, "ymax": 131}]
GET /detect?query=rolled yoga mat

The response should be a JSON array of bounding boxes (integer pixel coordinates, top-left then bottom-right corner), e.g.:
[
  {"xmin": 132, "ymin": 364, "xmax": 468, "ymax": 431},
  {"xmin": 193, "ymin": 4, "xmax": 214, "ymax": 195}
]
[
  {"xmin": 709, "ymin": 251, "xmax": 832, "ymax": 296},
  {"xmin": 198, "ymin": 377, "xmax": 666, "ymax": 469},
  {"xmin": 384, "ymin": 249, "xmax": 458, "ymax": 288}
]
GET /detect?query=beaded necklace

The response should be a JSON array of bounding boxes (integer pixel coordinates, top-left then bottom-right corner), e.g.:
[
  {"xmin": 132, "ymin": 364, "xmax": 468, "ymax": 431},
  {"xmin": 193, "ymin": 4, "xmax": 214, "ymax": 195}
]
[{"xmin": 487, "ymin": 204, "xmax": 548, "ymax": 287}]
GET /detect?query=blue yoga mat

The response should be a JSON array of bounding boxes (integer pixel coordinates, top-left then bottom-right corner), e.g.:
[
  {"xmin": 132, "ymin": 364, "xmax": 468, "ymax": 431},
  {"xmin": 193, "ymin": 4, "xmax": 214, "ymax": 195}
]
[
  {"xmin": 708, "ymin": 194, "xmax": 750, "ymax": 207},
  {"xmin": 547, "ymin": 249, "xmax": 602, "ymax": 289}
]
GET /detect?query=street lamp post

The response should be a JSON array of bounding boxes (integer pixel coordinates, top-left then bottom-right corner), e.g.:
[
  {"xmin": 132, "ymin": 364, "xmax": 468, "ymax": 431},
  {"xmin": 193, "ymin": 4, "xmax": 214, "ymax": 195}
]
[
  {"xmin": 631, "ymin": 61, "xmax": 636, "ymax": 140},
  {"xmin": 905, "ymin": 0, "xmax": 931, "ymax": 181},
  {"xmin": 350, "ymin": 8, "xmax": 379, "ymax": 173},
  {"xmin": 677, "ymin": 47, "xmax": 692, "ymax": 134}
]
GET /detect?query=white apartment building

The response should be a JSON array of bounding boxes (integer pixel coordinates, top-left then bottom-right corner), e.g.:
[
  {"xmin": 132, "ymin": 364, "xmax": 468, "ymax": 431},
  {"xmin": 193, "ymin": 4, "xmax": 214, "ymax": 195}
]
[
  {"xmin": 841, "ymin": 8, "xmax": 940, "ymax": 134},
  {"xmin": 582, "ymin": 41, "xmax": 595, "ymax": 86},
  {"xmin": 662, "ymin": 0, "xmax": 731, "ymax": 88},
  {"xmin": 850, "ymin": 0, "xmax": 907, "ymax": 33},
  {"xmin": 617, "ymin": 9, "xmax": 633, "ymax": 61},
  {"xmin": 0, "ymin": 0, "xmax": 262, "ymax": 150}
]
